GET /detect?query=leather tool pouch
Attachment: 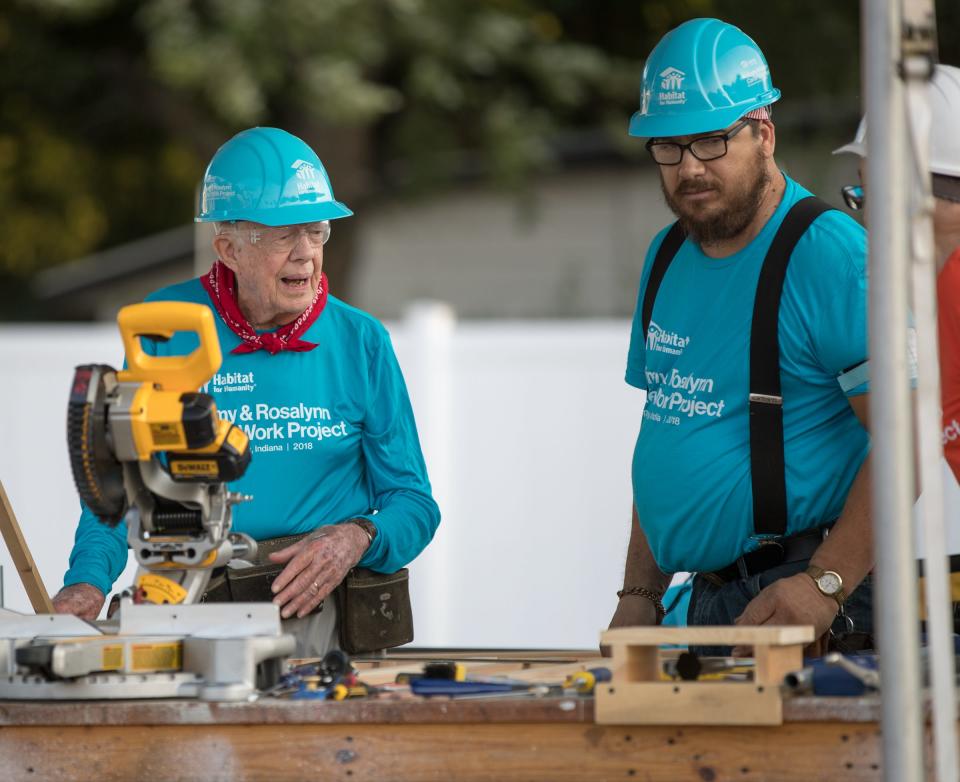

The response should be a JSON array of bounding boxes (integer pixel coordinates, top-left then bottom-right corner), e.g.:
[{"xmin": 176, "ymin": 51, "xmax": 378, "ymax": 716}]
[
  {"xmin": 201, "ymin": 533, "xmax": 325, "ymax": 616},
  {"xmin": 334, "ymin": 567, "xmax": 414, "ymax": 654}
]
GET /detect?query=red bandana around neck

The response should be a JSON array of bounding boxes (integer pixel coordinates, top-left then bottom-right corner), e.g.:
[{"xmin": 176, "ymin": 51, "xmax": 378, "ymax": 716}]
[{"xmin": 201, "ymin": 260, "xmax": 328, "ymax": 355}]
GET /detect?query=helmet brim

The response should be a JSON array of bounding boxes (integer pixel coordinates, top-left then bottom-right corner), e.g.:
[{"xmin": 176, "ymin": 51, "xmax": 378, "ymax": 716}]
[
  {"xmin": 628, "ymin": 92, "xmax": 780, "ymax": 139},
  {"xmin": 831, "ymin": 141, "xmax": 865, "ymax": 157},
  {"xmin": 196, "ymin": 200, "xmax": 353, "ymax": 226}
]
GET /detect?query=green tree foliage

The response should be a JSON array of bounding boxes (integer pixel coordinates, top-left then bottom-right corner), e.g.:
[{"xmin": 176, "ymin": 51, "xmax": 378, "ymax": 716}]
[
  {"xmin": 0, "ymin": 0, "xmax": 645, "ymax": 283},
  {"xmin": 0, "ymin": 0, "xmax": 954, "ymax": 293}
]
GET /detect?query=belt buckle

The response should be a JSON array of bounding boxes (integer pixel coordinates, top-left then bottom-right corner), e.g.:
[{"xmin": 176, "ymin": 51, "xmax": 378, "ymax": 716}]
[
  {"xmin": 757, "ymin": 538, "xmax": 785, "ymax": 554},
  {"xmin": 752, "ymin": 538, "xmax": 786, "ymax": 573}
]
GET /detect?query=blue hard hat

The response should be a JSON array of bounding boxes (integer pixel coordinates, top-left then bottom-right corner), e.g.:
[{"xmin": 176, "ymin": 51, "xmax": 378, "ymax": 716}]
[
  {"xmin": 628, "ymin": 18, "xmax": 781, "ymax": 138},
  {"xmin": 196, "ymin": 127, "xmax": 353, "ymax": 225}
]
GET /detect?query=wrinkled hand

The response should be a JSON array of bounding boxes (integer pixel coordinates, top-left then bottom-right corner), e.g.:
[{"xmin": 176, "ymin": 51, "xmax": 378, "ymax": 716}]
[
  {"xmin": 269, "ymin": 524, "xmax": 369, "ymax": 619},
  {"xmin": 731, "ymin": 573, "xmax": 839, "ymax": 657},
  {"xmin": 52, "ymin": 583, "xmax": 105, "ymax": 621},
  {"xmin": 601, "ymin": 595, "xmax": 660, "ymax": 657}
]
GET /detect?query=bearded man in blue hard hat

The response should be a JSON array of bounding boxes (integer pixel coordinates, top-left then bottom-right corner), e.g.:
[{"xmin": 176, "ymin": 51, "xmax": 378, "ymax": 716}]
[
  {"xmin": 52, "ymin": 127, "xmax": 441, "ymax": 657},
  {"xmin": 608, "ymin": 18, "xmax": 877, "ymax": 655}
]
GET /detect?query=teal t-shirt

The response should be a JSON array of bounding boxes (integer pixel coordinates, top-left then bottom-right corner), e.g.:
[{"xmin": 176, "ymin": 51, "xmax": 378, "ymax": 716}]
[
  {"xmin": 626, "ymin": 175, "xmax": 869, "ymax": 575},
  {"xmin": 64, "ymin": 279, "xmax": 440, "ymax": 596}
]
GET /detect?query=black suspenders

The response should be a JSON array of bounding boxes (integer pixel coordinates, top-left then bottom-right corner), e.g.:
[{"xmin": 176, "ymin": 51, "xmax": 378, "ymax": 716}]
[{"xmin": 640, "ymin": 196, "xmax": 833, "ymax": 537}]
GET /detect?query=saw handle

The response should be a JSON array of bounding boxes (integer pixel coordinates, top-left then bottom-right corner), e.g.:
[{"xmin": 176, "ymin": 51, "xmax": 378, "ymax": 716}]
[{"xmin": 117, "ymin": 302, "xmax": 223, "ymax": 391}]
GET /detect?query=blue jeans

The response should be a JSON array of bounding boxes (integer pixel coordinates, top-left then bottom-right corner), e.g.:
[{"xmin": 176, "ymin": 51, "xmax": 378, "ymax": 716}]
[{"xmin": 687, "ymin": 559, "xmax": 874, "ymax": 656}]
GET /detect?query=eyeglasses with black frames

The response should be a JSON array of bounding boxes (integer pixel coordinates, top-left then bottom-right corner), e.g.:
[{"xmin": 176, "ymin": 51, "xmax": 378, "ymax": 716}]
[
  {"xmin": 645, "ymin": 119, "xmax": 752, "ymax": 166},
  {"xmin": 841, "ymin": 185, "xmax": 864, "ymax": 211}
]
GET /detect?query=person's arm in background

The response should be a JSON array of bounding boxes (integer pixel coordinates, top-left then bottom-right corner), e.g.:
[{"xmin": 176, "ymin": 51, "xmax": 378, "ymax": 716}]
[{"xmin": 269, "ymin": 328, "xmax": 441, "ymax": 619}]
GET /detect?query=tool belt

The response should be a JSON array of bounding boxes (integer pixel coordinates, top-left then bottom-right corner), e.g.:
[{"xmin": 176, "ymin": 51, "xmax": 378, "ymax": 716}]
[
  {"xmin": 201, "ymin": 533, "xmax": 320, "ymax": 610},
  {"xmin": 201, "ymin": 531, "xmax": 414, "ymax": 654},
  {"xmin": 700, "ymin": 524, "xmax": 832, "ymax": 586},
  {"xmin": 334, "ymin": 566, "xmax": 414, "ymax": 655}
]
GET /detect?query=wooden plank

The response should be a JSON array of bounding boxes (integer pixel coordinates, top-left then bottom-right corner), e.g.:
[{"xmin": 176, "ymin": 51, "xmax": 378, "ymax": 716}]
[
  {"xmin": 0, "ymin": 479, "xmax": 53, "ymax": 613},
  {"xmin": 0, "ymin": 696, "xmax": 592, "ymax": 727},
  {"xmin": 353, "ymin": 648, "xmax": 599, "ymax": 663},
  {"xmin": 596, "ymin": 681, "xmax": 783, "ymax": 725},
  {"xmin": 754, "ymin": 642, "xmax": 803, "ymax": 687},
  {"xmin": 601, "ymin": 625, "xmax": 814, "ymax": 646},
  {"xmin": 625, "ymin": 644, "xmax": 659, "ymax": 682},
  {"xmin": 0, "ymin": 693, "xmax": 891, "ymax": 726},
  {"xmin": 0, "ymin": 721, "xmax": 893, "ymax": 782}
]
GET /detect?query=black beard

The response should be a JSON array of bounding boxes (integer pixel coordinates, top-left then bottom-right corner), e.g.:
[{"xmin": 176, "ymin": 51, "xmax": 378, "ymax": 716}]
[{"xmin": 661, "ymin": 158, "xmax": 770, "ymax": 246}]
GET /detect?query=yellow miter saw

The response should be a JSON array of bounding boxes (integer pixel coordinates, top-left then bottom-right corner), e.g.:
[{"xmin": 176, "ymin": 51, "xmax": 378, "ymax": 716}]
[
  {"xmin": 68, "ymin": 301, "xmax": 255, "ymax": 604},
  {"xmin": 0, "ymin": 302, "xmax": 295, "ymax": 701}
]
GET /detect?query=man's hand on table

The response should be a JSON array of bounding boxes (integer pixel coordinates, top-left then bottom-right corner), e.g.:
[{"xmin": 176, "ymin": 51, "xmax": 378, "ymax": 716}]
[
  {"xmin": 52, "ymin": 583, "xmax": 105, "ymax": 620},
  {"xmin": 268, "ymin": 522, "xmax": 371, "ymax": 619},
  {"xmin": 731, "ymin": 572, "xmax": 839, "ymax": 657}
]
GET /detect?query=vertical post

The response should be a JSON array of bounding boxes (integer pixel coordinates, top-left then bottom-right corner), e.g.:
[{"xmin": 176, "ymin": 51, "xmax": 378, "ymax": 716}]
[
  {"xmin": 401, "ymin": 301, "xmax": 456, "ymax": 645},
  {"xmin": 863, "ymin": 1, "xmax": 925, "ymax": 780}
]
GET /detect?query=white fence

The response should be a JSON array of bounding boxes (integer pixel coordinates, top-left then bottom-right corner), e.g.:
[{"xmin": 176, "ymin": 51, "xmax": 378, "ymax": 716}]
[{"xmin": 0, "ymin": 311, "xmax": 644, "ymax": 648}]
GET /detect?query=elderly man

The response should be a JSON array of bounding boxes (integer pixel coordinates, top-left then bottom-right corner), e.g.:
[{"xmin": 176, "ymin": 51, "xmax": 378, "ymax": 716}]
[
  {"xmin": 608, "ymin": 18, "xmax": 874, "ymax": 654},
  {"xmin": 836, "ymin": 64, "xmax": 960, "ymax": 484},
  {"xmin": 52, "ymin": 127, "xmax": 441, "ymax": 656}
]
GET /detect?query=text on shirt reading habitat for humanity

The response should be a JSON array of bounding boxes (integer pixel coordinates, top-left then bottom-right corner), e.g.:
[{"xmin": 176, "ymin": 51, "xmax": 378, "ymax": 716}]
[
  {"xmin": 643, "ymin": 324, "xmax": 726, "ymax": 426},
  {"xmin": 218, "ymin": 402, "xmax": 349, "ymax": 454}
]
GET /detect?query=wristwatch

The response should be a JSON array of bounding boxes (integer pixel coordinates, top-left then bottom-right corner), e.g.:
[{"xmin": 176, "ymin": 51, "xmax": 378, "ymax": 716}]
[
  {"xmin": 341, "ymin": 518, "xmax": 378, "ymax": 546},
  {"xmin": 805, "ymin": 565, "xmax": 846, "ymax": 607}
]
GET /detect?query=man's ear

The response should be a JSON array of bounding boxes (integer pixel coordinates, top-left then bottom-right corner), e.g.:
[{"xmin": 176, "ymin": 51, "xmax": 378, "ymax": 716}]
[
  {"xmin": 760, "ymin": 120, "xmax": 776, "ymax": 158},
  {"xmin": 212, "ymin": 234, "xmax": 241, "ymax": 273}
]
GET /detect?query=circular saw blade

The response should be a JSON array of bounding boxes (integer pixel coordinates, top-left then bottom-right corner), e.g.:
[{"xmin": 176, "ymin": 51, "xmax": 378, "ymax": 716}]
[{"xmin": 67, "ymin": 364, "xmax": 127, "ymax": 526}]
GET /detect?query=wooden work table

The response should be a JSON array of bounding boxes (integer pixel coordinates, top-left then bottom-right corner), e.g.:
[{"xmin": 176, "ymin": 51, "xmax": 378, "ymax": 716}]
[{"xmin": 0, "ymin": 650, "xmax": 928, "ymax": 781}]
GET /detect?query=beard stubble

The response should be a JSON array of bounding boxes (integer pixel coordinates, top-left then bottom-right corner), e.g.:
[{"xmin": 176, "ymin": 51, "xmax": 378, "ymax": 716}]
[{"xmin": 660, "ymin": 151, "xmax": 770, "ymax": 246}]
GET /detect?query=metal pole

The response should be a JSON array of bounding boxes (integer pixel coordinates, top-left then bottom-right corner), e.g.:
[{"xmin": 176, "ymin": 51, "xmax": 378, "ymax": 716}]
[
  {"xmin": 902, "ymin": 1, "xmax": 959, "ymax": 779},
  {"xmin": 864, "ymin": 0, "xmax": 925, "ymax": 780}
]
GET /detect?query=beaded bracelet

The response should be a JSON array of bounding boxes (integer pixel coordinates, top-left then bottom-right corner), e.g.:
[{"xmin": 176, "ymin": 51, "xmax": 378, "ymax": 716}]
[{"xmin": 616, "ymin": 586, "xmax": 666, "ymax": 624}]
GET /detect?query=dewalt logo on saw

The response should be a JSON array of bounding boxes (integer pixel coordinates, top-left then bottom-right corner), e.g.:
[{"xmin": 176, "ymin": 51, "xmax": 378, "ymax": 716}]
[{"xmin": 170, "ymin": 460, "xmax": 219, "ymax": 477}]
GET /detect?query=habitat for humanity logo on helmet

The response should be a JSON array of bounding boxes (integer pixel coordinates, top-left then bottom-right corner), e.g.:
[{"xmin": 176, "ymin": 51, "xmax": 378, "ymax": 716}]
[
  {"xmin": 738, "ymin": 57, "xmax": 769, "ymax": 88},
  {"xmin": 658, "ymin": 67, "xmax": 687, "ymax": 106},
  {"xmin": 647, "ymin": 321, "xmax": 690, "ymax": 355},
  {"xmin": 290, "ymin": 159, "xmax": 332, "ymax": 199}
]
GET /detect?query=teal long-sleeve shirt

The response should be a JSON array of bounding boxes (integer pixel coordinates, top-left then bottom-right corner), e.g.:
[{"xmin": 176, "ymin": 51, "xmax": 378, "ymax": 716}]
[{"xmin": 64, "ymin": 279, "xmax": 440, "ymax": 596}]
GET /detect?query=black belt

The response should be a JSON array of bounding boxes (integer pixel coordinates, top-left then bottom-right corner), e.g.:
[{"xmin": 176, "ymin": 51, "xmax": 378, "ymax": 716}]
[{"xmin": 701, "ymin": 525, "xmax": 831, "ymax": 586}]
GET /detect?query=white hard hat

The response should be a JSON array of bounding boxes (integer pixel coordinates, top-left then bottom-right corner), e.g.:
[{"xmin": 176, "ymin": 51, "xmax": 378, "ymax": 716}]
[
  {"xmin": 833, "ymin": 64, "xmax": 960, "ymax": 178},
  {"xmin": 833, "ymin": 116, "xmax": 866, "ymax": 157},
  {"xmin": 930, "ymin": 65, "xmax": 960, "ymax": 177}
]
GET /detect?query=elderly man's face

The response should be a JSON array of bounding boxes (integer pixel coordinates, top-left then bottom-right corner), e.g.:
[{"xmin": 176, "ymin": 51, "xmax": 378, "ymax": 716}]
[
  {"xmin": 657, "ymin": 121, "xmax": 773, "ymax": 245},
  {"xmin": 215, "ymin": 222, "xmax": 328, "ymax": 327}
]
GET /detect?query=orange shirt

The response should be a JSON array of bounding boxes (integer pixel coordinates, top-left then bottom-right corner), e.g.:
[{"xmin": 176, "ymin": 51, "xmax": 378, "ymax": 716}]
[{"xmin": 940, "ymin": 249, "xmax": 960, "ymax": 482}]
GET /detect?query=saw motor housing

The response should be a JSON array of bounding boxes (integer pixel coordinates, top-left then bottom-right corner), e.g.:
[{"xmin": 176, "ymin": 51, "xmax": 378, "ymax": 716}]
[{"xmin": 67, "ymin": 302, "xmax": 255, "ymax": 604}]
